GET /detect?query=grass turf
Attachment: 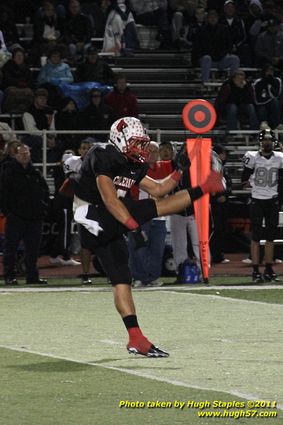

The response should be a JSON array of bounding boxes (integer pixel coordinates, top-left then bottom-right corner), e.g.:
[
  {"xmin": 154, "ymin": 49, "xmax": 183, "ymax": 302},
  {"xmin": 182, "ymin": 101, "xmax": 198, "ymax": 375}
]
[
  {"xmin": 0, "ymin": 281, "xmax": 282, "ymax": 425},
  {"xmin": 0, "ymin": 347, "xmax": 280, "ymax": 425}
]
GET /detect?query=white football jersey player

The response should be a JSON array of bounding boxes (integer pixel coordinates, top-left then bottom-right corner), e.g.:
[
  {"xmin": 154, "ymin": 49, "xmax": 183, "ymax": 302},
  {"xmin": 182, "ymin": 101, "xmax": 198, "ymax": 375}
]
[{"xmin": 242, "ymin": 150, "xmax": 283, "ymax": 199}]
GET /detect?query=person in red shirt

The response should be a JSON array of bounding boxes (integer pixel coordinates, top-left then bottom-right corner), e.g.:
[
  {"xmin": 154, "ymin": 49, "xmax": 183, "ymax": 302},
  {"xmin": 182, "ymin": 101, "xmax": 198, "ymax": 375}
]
[{"xmin": 105, "ymin": 72, "xmax": 138, "ymax": 119}]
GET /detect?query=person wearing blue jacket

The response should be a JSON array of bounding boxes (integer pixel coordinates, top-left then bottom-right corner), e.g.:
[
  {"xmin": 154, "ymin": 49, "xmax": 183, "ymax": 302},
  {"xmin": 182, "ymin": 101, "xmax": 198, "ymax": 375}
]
[
  {"xmin": 37, "ymin": 47, "xmax": 74, "ymax": 109},
  {"xmin": 37, "ymin": 48, "xmax": 74, "ymax": 86}
]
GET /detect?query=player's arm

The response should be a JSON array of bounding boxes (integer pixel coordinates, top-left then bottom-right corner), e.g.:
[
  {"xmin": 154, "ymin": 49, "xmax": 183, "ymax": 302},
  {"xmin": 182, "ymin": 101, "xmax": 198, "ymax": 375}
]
[
  {"xmin": 138, "ymin": 173, "xmax": 181, "ymax": 198},
  {"xmin": 96, "ymin": 174, "xmax": 139, "ymax": 229},
  {"xmin": 241, "ymin": 153, "xmax": 254, "ymax": 188},
  {"xmin": 241, "ymin": 167, "xmax": 253, "ymax": 187}
]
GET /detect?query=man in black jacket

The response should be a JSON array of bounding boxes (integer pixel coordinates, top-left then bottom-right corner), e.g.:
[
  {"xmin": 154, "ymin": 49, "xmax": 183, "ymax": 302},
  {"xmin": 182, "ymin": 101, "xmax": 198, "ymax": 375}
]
[
  {"xmin": 193, "ymin": 9, "xmax": 240, "ymax": 82},
  {"xmin": 219, "ymin": 1, "xmax": 247, "ymax": 63},
  {"xmin": 62, "ymin": 0, "xmax": 93, "ymax": 61},
  {"xmin": 78, "ymin": 88, "xmax": 115, "ymax": 142},
  {"xmin": 76, "ymin": 46, "xmax": 115, "ymax": 85},
  {"xmin": 0, "ymin": 144, "xmax": 49, "ymax": 285}
]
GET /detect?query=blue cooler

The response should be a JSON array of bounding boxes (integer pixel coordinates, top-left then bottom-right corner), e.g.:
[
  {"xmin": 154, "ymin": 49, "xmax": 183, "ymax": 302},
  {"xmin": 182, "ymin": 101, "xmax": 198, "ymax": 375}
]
[{"xmin": 179, "ymin": 260, "xmax": 201, "ymax": 284}]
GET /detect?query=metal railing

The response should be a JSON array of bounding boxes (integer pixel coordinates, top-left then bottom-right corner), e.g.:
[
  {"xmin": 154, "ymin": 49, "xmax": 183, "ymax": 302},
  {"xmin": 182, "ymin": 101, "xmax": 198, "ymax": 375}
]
[{"xmin": 2, "ymin": 129, "xmax": 283, "ymax": 180}]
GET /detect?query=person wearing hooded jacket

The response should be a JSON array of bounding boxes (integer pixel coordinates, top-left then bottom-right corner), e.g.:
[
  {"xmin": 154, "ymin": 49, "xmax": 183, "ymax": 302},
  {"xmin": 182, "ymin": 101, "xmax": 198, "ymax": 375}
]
[
  {"xmin": 253, "ymin": 64, "xmax": 282, "ymax": 129},
  {"xmin": 246, "ymin": 0, "xmax": 264, "ymax": 44}
]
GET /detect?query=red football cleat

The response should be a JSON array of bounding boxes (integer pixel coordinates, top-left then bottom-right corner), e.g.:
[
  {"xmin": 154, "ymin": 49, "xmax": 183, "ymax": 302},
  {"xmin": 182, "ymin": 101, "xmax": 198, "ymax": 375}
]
[
  {"xmin": 200, "ymin": 170, "xmax": 225, "ymax": 194},
  {"xmin": 127, "ymin": 336, "xmax": 169, "ymax": 357}
]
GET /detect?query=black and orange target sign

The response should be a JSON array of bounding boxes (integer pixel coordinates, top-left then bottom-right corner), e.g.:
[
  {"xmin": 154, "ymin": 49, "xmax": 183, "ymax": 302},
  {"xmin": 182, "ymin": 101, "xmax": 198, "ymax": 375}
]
[{"xmin": 182, "ymin": 99, "xmax": 216, "ymax": 134}]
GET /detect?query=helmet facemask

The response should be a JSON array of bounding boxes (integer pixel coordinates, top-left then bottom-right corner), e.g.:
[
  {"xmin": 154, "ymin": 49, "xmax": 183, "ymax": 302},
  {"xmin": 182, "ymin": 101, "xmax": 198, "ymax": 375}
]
[{"xmin": 122, "ymin": 136, "xmax": 150, "ymax": 163}]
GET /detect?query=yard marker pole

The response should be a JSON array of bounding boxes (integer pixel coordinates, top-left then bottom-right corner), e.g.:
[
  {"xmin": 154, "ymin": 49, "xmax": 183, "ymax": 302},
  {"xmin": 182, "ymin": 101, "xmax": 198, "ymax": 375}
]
[{"xmin": 182, "ymin": 100, "xmax": 217, "ymax": 283}]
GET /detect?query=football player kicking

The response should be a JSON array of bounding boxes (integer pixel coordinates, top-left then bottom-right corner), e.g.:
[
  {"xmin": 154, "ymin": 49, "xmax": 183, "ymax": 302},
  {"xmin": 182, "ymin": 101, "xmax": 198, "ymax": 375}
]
[
  {"xmin": 70, "ymin": 117, "xmax": 224, "ymax": 357},
  {"xmin": 242, "ymin": 129, "xmax": 283, "ymax": 283}
]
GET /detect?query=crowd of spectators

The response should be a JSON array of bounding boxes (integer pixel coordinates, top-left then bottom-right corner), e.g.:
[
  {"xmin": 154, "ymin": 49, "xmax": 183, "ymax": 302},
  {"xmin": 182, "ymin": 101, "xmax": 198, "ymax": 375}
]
[{"xmin": 0, "ymin": 0, "xmax": 282, "ymax": 123}]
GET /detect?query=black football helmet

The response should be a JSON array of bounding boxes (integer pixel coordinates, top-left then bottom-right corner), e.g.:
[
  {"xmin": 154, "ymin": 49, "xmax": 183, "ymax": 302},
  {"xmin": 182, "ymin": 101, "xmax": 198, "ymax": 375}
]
[{"xmin": 258, "ymin": 129, "xmax": 279, "ymax": 152}]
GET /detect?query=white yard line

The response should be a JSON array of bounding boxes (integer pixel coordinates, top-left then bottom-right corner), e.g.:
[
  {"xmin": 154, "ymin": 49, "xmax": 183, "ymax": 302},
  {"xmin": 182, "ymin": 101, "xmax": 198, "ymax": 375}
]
[
  {"xmin": 1, "ymin": 343, "xmax": 282, "ymax": 411},
  {"xmin": 0, "ymin": 284, "xmax": 282, "ymax": 294},
  {"xmin": 162, "ymin": 290, "xmax": 283, "ymax": 307}
]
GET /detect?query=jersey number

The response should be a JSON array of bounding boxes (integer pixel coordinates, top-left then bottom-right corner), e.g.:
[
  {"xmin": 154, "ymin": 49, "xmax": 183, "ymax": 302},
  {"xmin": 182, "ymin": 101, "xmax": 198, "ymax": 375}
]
[{"xmin": 254, "ymin": 167, "xmax": 278, "ymax": 187}]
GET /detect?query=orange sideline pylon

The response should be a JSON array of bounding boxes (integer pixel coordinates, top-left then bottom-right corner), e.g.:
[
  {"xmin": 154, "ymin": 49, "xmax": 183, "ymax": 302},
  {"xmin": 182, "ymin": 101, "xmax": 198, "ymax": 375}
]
[
  {"xmin": 182, "ymin": 99, "xmax": 217, "ymax": 283},
  {"xmin": 186, "ymin": 138, "xmax": 211, "ymax": 282}
]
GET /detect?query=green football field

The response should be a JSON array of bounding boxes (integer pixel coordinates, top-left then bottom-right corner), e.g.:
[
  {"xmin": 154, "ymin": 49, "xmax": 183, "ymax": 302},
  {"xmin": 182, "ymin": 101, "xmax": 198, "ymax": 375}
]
[{"xmin": 0, "ymin": 278, "xmax": 282, "ymax": 425}]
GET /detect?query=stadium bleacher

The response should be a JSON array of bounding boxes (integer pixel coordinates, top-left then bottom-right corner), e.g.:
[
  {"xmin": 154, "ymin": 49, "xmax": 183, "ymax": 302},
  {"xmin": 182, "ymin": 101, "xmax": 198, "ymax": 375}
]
[{"xmin": 2, "ymin": 22, "xmax": 282, "ymax": 200}]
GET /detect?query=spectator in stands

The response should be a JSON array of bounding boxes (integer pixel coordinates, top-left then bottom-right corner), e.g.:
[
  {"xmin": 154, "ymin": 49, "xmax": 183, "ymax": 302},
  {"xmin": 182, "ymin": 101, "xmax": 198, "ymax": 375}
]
[
  {"xmin": 37, "ymin": 47, "xmax": 73, "ymax": 109},
  {"xmin": 45, "ymin": 133, "xmax": 65, "ymax": 163},
  {"xmin": 0, "ymin": 8, "xmax": 19, "ymax": 50},
  {"xmin": 1, "ymin": 47, "xmax": 34, "ymax": 113},
  {"xmin": 37, "ymin": 47, "xmax": 74, "ymax": 86},
  {"xmin": 210, "ymin": 144, "xmax": 231, "ymax": 263},
  {"xmin": 253, "ymin": 64, "xmax": 282, "ymax": 129},
  {"xmin": 220, "ymin": 0, "xmax": 248, "ymax": 65},
  {"xmin": 102, "ymin": 0, "xmax": 140, "ymax": 55},
  {"xmin": 193, "ymin": 9, "xmax": 240, "ymax": 82},
  {"xmin": 214, "ymin": 70, "xmax": 258, "ymax": 131},
  {"xmin": 0, "ymin": 144, "xmax": 49, "ymax": 285},
  {"xmin": 169, "ymin": 0, "xmax": 207, "ymax": 49},
  {"xmin": 89, "ymin": 0, "xmax": 112, "ymax": 37},
  {"xmin": 128, "ymin": 0, "xmax": 171, "ymax": 48},
  {"xmin": 159, "ymin": 141, "xmax": 175, "ymax": 160},
  {"xmin": 0, "ymin": 138, "xmax": 21, "ymax": 173},
  {"xmin": 262, "ymin": 0, "xmax": 283, "ymax": 24},
  {"xmin": 128, "ymin": 141, "xmax": 171, "ymax": 287},
  {"xmin": 22, "ymin": 88, "xmax": 54, "ymax": 161},
  {"xmin": 187, "ymin": 6, "xmax": 206, "ymax": 38},
  {"xmin": 77, "ymin": 1, "xmax": 99, "ymax": 37},
  {"xmin": 62, "ymin": 0, "xmax": 93, "ymax": 62},
  {"xmin": 189, "ymin": 7, "xmax": 207, "ymax": 65},
  {"xmin": 78, "ymin": 89, "xmax": 115, "ymax": 142},
  {"xmin": 0, "ymin": 24, "xmax": 10, "ymax": 70},
  {"xmin": 54, "ymin": 96, "xmax": 80, "ymax": 149},
  {"xmin": 105, "ymin": 72, "xmax": 138, "ymax": 119},
  {"xmin": 254, "ymin": 17, "xmax": 283, "ymax": 70},
  {"xmin": 35, "ymin": 1, "xmax": 67, "ymax": 19},
  {"xmin": 78, "ymin": 87, "xmax": 115, "ymax": 142},
  {"xmin": 76, "ymin": 45, "xmax": 115, "ymax": 85},
  {"xmin": 33, "ymin": 1, "xmax": 65, "ymax": 61},
  {"xmin": 246, "ymin": 0, "xmax": 265, "ymax": 50},
  {"xmin": 22, "ymin": 88, "xmax": 53, "ymax": 132},
  {"xmin": 0, "ymin": 120, "xmax": 17, "ymax": 143},
  {"xmin": 0, "ymin": 20, "xmax": 8, "ymax": 53}
]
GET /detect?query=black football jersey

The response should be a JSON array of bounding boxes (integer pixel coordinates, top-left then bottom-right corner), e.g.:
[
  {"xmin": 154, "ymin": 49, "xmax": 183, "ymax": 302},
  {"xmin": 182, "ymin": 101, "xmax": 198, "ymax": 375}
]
[{"xmin": 70, "ymin": 143, "xmax": 149, "ymax": 204}]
